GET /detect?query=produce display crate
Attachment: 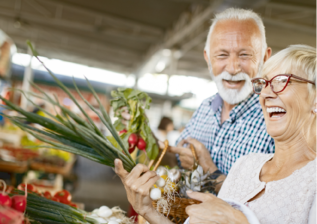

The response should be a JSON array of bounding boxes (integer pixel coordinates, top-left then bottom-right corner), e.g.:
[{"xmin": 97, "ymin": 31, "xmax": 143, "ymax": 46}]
[
  {"xmin": 0, "ymin": 130, "xmax": 24, "ymax": 147},
  {"xmin": 0, "ymin": 160, "xmax": 28, "ymax": 173},
  {"xmin": 30, "ymin": 158, "xmax": 75, "ymax": 176}
]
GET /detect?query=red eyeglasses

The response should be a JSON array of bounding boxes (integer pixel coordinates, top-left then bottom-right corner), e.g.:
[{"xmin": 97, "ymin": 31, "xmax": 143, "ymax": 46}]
[{"xmin": 251, "ymin": 74, "xmax": 315, "ymax": 95}]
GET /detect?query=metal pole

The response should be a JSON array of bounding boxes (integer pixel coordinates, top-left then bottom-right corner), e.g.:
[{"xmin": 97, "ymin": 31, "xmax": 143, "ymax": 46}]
[{"xmin": 20, "ymin": 44, "xmax": 34, "ymax": 109}]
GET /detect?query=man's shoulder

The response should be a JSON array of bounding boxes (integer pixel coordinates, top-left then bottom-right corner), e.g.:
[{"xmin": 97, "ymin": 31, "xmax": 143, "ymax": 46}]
[{"xmin": 201, "ymin": 94, "xmax": 218, "ymax": 105}]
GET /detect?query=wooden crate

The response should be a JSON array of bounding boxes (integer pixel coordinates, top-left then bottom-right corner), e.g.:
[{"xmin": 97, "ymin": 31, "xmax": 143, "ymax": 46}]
[{"xmin": 30, "ymin": 158, "xmax": 75, "ymax": 176}]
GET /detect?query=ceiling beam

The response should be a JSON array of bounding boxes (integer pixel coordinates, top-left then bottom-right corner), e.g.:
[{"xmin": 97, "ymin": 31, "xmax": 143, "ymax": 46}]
[
  {"xmin": 266, "ymin": 2, "xmax": 315, "ymax": 14},
  {"xmin": 0, "ymin": 6, "xmax": 159, "ymax": 43},
  {"xmin": 0, "ymin": 15, "xmax": 142, "ymax": 59},
  {"xmin": 134, "ymin": 1, "xmax": 223, "ymax": 77},
  {"xmin": 10, "ymin": 34, "xmax": 138, "ymax": 66},
  {"xmin": 180, "ymin": 30, "xmax": 208, "ymax": 56},
  {"xmin": 263, "ymin": 17, "xmax": 315, "ymax": 35},
  {"xmin": 36, "ymin": 0, "xmax": 163, "ymax": 35}
]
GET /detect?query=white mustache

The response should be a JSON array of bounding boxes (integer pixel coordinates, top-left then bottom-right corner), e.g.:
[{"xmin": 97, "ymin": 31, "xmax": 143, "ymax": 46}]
[{"xmin": 216, "ymin": 72, "xmax": 250, "ymax": 82}]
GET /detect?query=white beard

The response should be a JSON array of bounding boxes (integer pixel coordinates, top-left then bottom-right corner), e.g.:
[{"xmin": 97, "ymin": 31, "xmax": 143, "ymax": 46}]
[{"xmin": 208, "ymin": 61, "xmax": 263, "ymax": 105}]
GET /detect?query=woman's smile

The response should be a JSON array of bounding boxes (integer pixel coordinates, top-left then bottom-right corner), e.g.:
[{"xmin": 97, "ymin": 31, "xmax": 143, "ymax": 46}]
[{"xmin": 265, "ymin": 106, "xmax": 287, "ymax": 120}]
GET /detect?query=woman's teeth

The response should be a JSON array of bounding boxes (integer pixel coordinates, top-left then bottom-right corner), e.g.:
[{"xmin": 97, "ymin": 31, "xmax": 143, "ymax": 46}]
[{"xmin": 266, "ymin": 107, "xmax": 286, "ymax": 118}]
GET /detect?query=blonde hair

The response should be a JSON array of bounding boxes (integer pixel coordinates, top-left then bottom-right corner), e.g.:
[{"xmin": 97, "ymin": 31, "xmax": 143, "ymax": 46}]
[
  {"xmin": 204, "ymin": 8, "xmax": 267, "ymax": 60},
  {"xmin": 262, "ymin": 44, "xmax": 316, "ymax": 96}
]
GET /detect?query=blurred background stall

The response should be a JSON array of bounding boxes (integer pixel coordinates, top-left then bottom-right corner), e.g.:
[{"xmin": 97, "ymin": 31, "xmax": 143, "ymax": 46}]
[{"xmin": 0, "ymin": 0, "xmax": 315, "ymax": 214}]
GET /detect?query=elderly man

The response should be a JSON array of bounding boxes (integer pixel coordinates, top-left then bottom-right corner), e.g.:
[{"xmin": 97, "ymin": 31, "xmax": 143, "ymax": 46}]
[
  {"xmin": 167, "ymin": 8, "xmax": 274, "ymax": 187},
  {"xmin": 115, "ymin": 8, "xmax": 276, "ymax": 224}
]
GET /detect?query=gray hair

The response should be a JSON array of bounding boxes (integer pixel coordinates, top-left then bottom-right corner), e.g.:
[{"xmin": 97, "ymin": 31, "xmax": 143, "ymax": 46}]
[
  {"xmin": 204, "ymin": 8, "xmax": 267, "ymax": 60},
  {"xmin": 262, "ymin": 44, "xmax": 316, "ymax": 97}
]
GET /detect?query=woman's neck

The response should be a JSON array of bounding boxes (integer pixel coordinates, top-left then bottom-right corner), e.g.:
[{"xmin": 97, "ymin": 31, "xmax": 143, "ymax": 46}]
[{"xmin": 268, "ymin": 134, "xmax": 315, "ymax": 175}]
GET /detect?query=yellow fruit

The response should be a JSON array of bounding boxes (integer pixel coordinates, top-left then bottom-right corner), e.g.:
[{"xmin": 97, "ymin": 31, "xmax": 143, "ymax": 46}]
[{"xmin": 160, "ymin": 175, "xmax": 168, "ymax": 180}]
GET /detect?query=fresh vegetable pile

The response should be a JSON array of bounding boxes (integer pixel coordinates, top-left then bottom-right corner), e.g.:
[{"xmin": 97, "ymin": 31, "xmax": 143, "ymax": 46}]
[
  {"xmin": 0, "ymin": 180, "xmax": 26, "ymax": 224},
  {"xmin": 16, "ymin": 184, "xmax": 77, "ymax": 208},
  {"xmin": 111, "ymin": 88, "xmax": 159, "ymax": 160},
  {"xmin": 0, "ymin": 180, "xmax": 97, "ymax": 224},
  {"xmin": 87, "ymin": 206, "xmax": 134, "ymax": 224},
  {"xmin": 0, "ymin": 146, "xmax": 39, "ymax": 162}
]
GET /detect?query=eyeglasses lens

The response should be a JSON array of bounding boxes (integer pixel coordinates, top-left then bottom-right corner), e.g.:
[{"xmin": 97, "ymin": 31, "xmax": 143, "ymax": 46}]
[
  {"xmin": 253, "ymin": 79, "xmax": 266, "ymax": 94},
  {"xmin": 272, "ymin": 76, "xmax": 288, "ymax": 92}
]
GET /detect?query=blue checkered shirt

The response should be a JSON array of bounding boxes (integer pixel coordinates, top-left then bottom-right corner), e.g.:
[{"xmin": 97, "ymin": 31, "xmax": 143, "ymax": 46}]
[{"xmin": 176, "ymin": 93, "xmax": 274, "ymax": 175}]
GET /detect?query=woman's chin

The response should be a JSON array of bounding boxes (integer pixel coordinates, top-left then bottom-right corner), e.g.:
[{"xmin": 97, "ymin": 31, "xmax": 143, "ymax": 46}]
[{"xmin": 266, "ymin": 126, "xmax": 286, "ymax": 139}]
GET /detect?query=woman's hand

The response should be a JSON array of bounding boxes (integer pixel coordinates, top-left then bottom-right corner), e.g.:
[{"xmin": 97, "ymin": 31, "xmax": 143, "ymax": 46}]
[
  {"xmin": 186, "ymin": 191, "xmax": 250, "ymax": 224},
  {"xmin": 115, "ymin": 159, "xmax": 174, "ymax": 224},
  {"xmin": 114, "ymin": 159, "xmax": 159, "ymax": 217}
]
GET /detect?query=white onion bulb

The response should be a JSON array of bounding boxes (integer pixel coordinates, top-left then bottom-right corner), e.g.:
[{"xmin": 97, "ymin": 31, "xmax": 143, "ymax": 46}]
[
  {"xmin": 94, "ymin": 217, "xmax": 107, "ymax": 224},
  {"xmin": 168, "ymin": 169, "xmax": 181, "ymax": 183},
  {"xmin": 156, "ymin": 166, "xmax": 167, "ymax": 176},
  {"xmin": 150, "ymin": 188, "xmax": 162, "ymax": 200},
  {"xmin": 97, "ymin": 206, "xmax": 113, "ymax": 218},
  {"xmin": 108, "ymin": 221, "xmax": 119, "ymax": 224},
  {"xmin": 155, "ymin": 177, "xmax": 166, "ymax": 188}
]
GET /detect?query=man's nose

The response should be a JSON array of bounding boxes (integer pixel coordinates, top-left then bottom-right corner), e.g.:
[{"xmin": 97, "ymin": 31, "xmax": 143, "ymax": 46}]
[{"xmin": 226, "ymin": 55, "xmax": 241, "ymax": 75}]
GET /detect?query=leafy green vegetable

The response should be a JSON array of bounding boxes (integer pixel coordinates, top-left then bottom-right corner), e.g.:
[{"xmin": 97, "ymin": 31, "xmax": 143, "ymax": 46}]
[{"xmin": 110, "ymin": 88, "xmax": 159, "ymax": 160}]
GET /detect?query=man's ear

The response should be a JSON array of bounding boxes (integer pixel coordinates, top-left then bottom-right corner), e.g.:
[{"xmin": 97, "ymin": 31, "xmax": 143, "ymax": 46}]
[
  {"xmin": 263, "ymin": 47, "xmax": 272, "ymax": 62},
  {"xmin": 204, "ymin": 50, "xmax": 211, "ymax": 70}
]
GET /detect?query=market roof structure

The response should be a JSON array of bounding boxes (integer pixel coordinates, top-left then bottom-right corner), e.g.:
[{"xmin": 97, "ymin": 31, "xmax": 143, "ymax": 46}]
[{"xmin": 0, "ymin": 0, "xmax": 315, "ymax": 80}]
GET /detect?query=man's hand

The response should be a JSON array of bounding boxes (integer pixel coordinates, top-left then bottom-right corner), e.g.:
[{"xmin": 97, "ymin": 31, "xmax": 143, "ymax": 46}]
[
  {"xmin": 186, "ymin": 191, "xmax": 250, "ymax": 224},
  {"xmin": 114, "ymin": 159, "xmax": 159, "ymax": 217},
  {"xmin": 168, "ymin": 137, "xmax": 217, "ymax": 173}
]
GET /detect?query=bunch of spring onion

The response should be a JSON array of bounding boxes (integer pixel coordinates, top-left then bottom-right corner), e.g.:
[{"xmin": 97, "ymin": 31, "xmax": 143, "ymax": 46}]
[
  {"xmin": 0, "ymin": 41, "xmax": 136, "ymax": 172},
  {"xmin": 10, "ymin": 189, "xmax": 97, "ymax": 224}
]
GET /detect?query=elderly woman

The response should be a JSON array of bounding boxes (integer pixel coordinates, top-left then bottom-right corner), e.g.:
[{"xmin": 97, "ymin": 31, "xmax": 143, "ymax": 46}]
[{"xmin": 114, "ymin": 44, "xmax": 316, "ymax": 224}]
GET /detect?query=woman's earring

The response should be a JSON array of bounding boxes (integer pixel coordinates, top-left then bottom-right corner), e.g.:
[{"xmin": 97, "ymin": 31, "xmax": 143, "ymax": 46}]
[{"xmin": 314, "ymin": 108, "xmax": 317, "ymax": 114}]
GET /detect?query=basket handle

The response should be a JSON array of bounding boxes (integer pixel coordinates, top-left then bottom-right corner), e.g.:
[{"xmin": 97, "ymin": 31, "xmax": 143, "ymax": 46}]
[
  {"xmin": 152, "ymin": 141, "xmax": 199, "ymax": 171},
  {"xmin": 152, "ymin": 140, "xmax": 169, "ymax": 171},
  {"xmin": 189, "ymin": 143, "xmax": 199, "ymax": 170}
]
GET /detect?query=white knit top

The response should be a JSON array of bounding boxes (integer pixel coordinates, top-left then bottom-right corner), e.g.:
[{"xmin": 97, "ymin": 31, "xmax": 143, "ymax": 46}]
[{"xmin": 218, "ymin": 153, "xmax": 316, "ymax": 224}]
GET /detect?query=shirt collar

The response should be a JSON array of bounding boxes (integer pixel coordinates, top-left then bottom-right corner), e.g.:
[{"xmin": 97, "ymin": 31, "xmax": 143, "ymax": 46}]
[
  {"xmin": 209, "ymin": 93, "xmax": 260, "ymax": 122},
  {"xmin": 210, "ymin": 93, "xmax": 223, "ymax": 112}
]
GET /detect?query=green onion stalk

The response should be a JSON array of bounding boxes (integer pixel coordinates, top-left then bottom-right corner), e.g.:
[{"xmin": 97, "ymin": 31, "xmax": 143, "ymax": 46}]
[
  {"xmin": 1, "ymin": 41, "xmax": 136, "ymax": 172},
  {"xmin": 10, "ymin": 189, "xmax": 97, "ymax": 224}
]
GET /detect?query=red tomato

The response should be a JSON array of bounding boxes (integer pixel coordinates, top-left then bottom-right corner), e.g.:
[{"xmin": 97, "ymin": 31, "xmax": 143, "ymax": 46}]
[
  {"xmin": 54, "ymin": 190, "xmax": 71, "ymax": 203},
  {"xmin": 17, "ymin": 184, "xmax": 36, "ymax": 193},
  {"xmin": 42, "ymin": 191, "xmax": 52, "ymax": 199}
]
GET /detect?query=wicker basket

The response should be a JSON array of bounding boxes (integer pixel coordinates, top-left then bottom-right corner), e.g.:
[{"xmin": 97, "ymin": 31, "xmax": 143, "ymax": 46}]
[
  {"xmin": 152, "ymin": 196, "xmax": 200, "ymax": 224},
  {"xmin": 151, "ymin": 141, "xmax": 201, "ymax": 223}
]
